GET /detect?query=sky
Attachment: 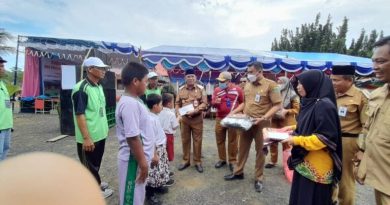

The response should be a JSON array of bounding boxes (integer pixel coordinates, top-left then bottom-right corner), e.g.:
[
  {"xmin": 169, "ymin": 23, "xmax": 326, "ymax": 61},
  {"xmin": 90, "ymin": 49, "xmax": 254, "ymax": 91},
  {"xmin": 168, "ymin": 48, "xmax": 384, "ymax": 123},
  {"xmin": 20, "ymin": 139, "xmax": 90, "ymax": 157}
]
[{"xmin": 0, "ymin": 0, "xmax": 389, "ymax": 70}]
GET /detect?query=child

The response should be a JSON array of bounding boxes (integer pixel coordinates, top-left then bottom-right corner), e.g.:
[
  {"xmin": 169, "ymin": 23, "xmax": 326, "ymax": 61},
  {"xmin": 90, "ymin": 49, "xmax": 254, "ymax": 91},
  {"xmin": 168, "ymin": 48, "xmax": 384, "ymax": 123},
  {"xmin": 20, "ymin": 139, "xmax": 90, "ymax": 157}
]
[
  {"xmin": 116, "ymin": 62, "xmax": 155, "ymax": 205},
  {"xmin": 145, "ymin": 94, "xmax": 174, "ymax": 204},
  {"xmin": 158, "ymin": 93, "xmax": 180, "ymax": 162}
]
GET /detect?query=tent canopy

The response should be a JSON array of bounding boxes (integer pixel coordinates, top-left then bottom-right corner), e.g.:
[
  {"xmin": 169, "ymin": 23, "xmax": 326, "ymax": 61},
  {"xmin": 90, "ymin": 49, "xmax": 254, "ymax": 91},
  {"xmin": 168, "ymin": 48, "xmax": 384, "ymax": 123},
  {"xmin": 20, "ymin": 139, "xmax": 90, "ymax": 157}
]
[
  {"xmin": 20, "ymin": 36, "xmax": 140, "ymax": 97},
  {"xmin": 20, "ymin": 36, "xmax": 140, "ymax": 68},
  {"xmin": 142, "ymin": 45, "xmax": 373, "ymax": 76}
]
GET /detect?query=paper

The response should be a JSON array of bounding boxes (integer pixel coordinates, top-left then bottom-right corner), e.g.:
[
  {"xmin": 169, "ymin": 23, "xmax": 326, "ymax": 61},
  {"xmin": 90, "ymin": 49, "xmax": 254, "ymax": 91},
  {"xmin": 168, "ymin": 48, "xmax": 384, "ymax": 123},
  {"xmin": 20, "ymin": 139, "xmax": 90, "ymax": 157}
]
[
  {"xmin": 263, "ymin": 128, "xmax": 290, "ymax": 141},
  {"xmin": 61, "ymin": 65, "xmax": 76, "ymax": 90},
  {"xmin": 179, "ymin": 104, "xmax": 195, "ymax": 116},
  {"xmin": 267, "ymin": 131, "xmax": 289, "ymax": 141}
]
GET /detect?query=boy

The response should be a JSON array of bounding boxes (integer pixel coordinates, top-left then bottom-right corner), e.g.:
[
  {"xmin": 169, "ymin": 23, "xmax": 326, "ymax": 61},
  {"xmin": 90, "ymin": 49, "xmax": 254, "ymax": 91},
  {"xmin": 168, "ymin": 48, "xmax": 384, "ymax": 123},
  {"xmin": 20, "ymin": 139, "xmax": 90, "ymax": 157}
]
[
  {"xmin": 116, "ymin": 62, "xmax": 155, "ymax": 205},
  {"xmin": 145, "ymin": 94, "xmax": 173, "ymax": 205},
  {"xmin": 158, "ymin": 93, "xmax": 180, "ymax": 162}
]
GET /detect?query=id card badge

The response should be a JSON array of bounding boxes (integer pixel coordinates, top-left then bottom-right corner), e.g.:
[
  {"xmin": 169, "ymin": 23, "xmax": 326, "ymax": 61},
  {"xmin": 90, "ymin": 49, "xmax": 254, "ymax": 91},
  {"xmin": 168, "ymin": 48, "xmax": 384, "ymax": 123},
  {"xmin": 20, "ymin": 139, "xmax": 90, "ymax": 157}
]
[
  {"xmin": 99, "ymin": 107, "xmax": 104, "ymax": 117},
  {"xmin": 255, "ymin": 93, "xmax": 261, "ymax": 103},
  {"xmin": 5, "ymin": 100, "xmax": 11, "ymax": 109},
  {"xmin": 338, "ymin": 106, "xmax": 347, "ymax": 117}
]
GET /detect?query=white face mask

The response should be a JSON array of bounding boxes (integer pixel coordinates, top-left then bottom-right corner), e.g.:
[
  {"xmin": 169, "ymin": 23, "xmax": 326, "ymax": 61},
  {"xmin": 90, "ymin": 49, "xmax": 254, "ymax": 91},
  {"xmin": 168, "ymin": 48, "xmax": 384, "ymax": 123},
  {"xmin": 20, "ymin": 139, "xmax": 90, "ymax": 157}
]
[{"xmin": 247, "ymin": 74, "xmax": 257, "ymax": 83}]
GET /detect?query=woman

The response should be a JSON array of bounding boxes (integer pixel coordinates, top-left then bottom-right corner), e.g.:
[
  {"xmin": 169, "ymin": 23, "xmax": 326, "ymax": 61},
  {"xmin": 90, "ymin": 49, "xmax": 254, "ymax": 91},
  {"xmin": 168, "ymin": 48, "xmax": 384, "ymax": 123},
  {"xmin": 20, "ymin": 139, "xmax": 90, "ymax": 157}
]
[
  {"xmin": 282, "ymin": 70, "xmax": 342, "ymax": 205},
  {"xmin": 265, "ymin": 76, "xmax": 300, "ymax": 168}
]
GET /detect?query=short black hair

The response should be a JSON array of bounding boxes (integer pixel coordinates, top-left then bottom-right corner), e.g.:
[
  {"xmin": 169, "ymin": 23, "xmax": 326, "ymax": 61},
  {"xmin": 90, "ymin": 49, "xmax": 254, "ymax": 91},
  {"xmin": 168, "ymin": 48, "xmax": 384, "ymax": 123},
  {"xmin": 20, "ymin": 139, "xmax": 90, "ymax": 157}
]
[
  {"xmin": 121, "ymin": 62, "xmax": 149, "ymax": 87},
  {"xmin": 373, "ymin": 36, "xmax": 390, "ymax": 48},
  {"xmin": 162, "ymin": 93, "xmax": 174, "ymax": 106},
  {"xmin": 247, "ymin": 61, "xmax": 263, "ymax": 71},
  {"xmin": 146, "ymin": 94, "xmax": 162, "ymax": 109}
]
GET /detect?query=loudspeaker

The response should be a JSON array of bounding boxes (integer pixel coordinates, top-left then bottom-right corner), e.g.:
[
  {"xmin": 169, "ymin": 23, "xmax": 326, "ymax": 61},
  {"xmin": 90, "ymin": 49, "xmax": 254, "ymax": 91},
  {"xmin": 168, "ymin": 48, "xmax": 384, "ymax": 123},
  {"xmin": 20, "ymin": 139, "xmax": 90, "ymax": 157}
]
[{"xmin": 60, "ymin": 90, "xmax": 75, "ymax": 135}]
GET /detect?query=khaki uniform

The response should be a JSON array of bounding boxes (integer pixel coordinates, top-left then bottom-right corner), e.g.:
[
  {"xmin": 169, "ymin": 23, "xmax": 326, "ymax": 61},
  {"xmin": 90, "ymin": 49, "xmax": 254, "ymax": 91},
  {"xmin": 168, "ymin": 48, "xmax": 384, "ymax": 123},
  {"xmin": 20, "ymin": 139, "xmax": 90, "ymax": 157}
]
[
  {"xmin": 269, "ymin": 97, "xmax": 299, "ymax": 164},
  {"xmin": 335, "ymin": 85, "xmax": 368, "ymax": 205},
  {"xmin": 176, "ymin": 84, "xmax": 208, "ymax": 165},
  {"xmin": 361, "ymin": 84, "xmax": 390, "ymax": 205},
  {"xmin": 234, "ymin": 78, "xmax": 282, "ymax": 181}
]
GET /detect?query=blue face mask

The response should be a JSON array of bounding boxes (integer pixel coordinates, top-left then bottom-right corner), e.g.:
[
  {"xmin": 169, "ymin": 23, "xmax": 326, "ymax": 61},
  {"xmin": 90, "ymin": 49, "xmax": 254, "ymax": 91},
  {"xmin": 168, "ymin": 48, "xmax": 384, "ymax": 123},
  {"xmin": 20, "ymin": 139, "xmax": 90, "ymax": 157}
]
[{"xmin": 219, "ymin": 82, "xmax": 228, "ymax": 89}]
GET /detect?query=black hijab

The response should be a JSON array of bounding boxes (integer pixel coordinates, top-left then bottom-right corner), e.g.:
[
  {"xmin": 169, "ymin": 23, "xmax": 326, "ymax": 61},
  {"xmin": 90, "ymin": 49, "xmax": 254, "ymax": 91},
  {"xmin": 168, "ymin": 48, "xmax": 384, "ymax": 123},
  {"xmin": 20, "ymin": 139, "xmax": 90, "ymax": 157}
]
[{"xmin": 290, "ymin": 70, "xmax": 342, "ymax": 183}]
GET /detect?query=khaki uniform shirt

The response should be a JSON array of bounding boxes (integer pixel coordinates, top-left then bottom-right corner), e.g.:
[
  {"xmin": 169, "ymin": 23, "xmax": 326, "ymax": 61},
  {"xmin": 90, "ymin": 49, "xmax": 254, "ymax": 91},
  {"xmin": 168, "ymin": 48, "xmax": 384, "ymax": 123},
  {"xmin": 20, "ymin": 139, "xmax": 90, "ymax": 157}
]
[
  {"xmin": 243, "ymin": 78, "xmax": 282, "ymax": 118},
  {"xmin": 175, "ymin": 84, "xmax": 208, "ymax": 124},
  {"xmin": 336, "ymin": 85, "xmax": 368, "ymax": 135},
  {"xmin": 362, "ymin": 84, "xmax": 390, "ymax": 195}
]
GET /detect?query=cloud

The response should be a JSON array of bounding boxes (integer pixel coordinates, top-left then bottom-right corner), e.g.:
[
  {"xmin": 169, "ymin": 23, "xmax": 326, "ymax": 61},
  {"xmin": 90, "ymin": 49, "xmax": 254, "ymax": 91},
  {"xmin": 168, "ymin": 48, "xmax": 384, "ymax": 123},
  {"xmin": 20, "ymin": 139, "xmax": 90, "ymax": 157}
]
[{"xmin": 0, "ymin": 0, "xmax": 388, "ymax": 52}]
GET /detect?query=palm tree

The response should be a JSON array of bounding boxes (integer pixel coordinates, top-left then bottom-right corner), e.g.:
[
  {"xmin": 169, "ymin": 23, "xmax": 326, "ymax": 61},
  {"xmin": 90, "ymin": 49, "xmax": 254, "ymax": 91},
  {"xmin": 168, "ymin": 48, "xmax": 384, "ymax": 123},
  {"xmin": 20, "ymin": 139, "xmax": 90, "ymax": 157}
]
[{"xmin": 0, "ymin": 28, "xmax": 15, "ymax": 54}]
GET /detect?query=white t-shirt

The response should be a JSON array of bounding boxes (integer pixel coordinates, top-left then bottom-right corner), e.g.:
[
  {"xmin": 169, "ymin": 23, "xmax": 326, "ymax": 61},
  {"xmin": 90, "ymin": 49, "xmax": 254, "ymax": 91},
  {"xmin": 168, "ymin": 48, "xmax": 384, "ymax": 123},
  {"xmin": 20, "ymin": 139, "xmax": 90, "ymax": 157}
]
[
  {"xmin": 149, "ymin": 112, "xmax": 167, "ymax": 146},
  {"xmin": 158, "ymin": 107, "xmax": 179, "ymax": 135},
  {"xmin": 115, "ymin": 95, "xmax": 155, "ymax": 162}
]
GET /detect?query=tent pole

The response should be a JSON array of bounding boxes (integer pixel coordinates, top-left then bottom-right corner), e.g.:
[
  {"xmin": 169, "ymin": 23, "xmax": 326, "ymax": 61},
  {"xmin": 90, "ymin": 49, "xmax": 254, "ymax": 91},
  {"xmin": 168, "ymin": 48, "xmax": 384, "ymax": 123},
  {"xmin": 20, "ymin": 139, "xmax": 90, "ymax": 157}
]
[
  {"xmin": 11, "ymin": 35, "xmax": 20, "ymax": 111},
  {"xmin": 13, "ymin": 35, "xmax": 20, "ymax": 87}
]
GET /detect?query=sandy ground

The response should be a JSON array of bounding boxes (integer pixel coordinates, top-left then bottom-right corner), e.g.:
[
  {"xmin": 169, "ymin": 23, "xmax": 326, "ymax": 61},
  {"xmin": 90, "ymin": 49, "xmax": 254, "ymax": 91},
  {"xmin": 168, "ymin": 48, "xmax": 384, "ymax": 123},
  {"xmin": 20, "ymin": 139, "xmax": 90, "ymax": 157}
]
[{"xmin": 8, "ymin": 113, "xmax": 376, "ymax": 205}]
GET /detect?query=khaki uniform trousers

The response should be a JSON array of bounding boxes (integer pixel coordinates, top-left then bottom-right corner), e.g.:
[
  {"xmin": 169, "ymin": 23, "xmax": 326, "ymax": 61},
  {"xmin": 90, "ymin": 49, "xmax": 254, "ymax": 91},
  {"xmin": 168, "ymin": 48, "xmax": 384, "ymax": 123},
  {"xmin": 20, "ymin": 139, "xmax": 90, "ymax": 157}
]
[
  {"xmin": 233, "ymin": 120, "xmax": 270, "ymax": 181},
  {"xmin": 335, "ymin": 137, "xmax": 359, "ymax": 205},
  {"xmin": 181, "ymin": 121, "xmax": 203, "ymax": 165},
  {"xmin": 215, "ymin": 118, "xmax": 238, "ymax": 164}
]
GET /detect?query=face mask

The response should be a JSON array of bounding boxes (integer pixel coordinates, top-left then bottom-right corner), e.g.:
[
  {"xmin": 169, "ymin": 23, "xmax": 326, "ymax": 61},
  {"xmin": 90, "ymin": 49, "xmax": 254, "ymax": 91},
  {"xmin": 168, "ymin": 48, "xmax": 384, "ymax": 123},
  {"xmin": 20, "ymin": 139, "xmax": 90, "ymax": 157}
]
[
  {"xmin": 219, "ymin": 82, "xmax": 228, "ymax": 89},
  {"xmin": 247, "ymin": 74, "xmax": 257, "ymax": 83}
]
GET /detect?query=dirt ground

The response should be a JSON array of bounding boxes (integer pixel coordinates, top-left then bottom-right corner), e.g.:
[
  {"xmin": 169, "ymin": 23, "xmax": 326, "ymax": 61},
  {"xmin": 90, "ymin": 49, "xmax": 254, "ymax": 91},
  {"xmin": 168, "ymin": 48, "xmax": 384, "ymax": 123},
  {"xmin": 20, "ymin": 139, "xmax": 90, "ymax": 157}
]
[{"xmin": 8, "ymin": 113, "xmax": 376, "ymax": 205}]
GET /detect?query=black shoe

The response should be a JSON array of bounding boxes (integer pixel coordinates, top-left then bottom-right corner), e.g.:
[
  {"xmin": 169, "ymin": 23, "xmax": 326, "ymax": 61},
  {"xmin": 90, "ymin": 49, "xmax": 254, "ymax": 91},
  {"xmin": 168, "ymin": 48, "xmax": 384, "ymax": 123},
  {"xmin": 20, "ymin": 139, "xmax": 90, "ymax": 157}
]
[
  {"xmin": 229, "ymin": 164, "xmax": 234, "ymax": 172},
  {"xmin": 178, "ymin": 163, "xmax": 190, "ymax": 171},
  {"xmin": 195, "ymin": 164, "xmax": 204, "ymax": 173},
  {"xmin": 169, "ymin": 171, "xmax": 174, "ymax": 177},
  {"xmin": 164, "ymin": 179, "xmax": 175, "ymax": 187},
  {"xmin": 224, "ymin": 173, "xmax": 244, "ymax": 181},
  {"xmin": 215, "ymin": 161, "xmax": 227, "ymax": 168},
  {"xmin": 148, "ymin": 193, "xmax": 162, "ymax": 205},
  {"xmin": 254, "ymin": 180, "xmax": 263, "ymax": 192},
  {"xmin": 265, "ymin": 163, "xmax": 276, "ymax": 169}
]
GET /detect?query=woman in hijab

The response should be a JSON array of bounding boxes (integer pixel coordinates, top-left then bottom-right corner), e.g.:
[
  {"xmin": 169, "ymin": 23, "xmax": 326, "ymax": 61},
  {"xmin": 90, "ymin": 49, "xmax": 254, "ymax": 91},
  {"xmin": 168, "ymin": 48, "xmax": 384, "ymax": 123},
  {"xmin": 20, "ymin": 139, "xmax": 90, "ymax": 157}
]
[
  {"xmin": 282, "ymin": 70, "xmax": 342, "ymax": 205},
  {"xmin": 265, "ymin": 76, "xmax": 300, "ymax": 168}
]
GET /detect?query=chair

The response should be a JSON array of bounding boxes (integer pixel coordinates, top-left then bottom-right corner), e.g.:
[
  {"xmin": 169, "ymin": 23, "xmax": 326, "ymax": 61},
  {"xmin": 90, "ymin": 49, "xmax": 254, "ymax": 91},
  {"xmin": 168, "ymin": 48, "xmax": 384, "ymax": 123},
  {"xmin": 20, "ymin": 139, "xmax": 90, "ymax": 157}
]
[{"xmin": 34, "ymin": 99, "xmax": 45, "ymax": 114}]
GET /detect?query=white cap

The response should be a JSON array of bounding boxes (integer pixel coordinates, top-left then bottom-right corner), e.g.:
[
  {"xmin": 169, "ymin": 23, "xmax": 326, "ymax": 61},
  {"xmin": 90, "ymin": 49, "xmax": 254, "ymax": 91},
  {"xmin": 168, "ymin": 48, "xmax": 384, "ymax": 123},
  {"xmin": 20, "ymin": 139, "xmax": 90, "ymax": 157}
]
[
  {"xmin": 147, "ymin": 71, "xmax": 158, "ymax": 79},
  {"xmin": 83, "ymin": 57, "xmax": 109, "ymax": 68}
]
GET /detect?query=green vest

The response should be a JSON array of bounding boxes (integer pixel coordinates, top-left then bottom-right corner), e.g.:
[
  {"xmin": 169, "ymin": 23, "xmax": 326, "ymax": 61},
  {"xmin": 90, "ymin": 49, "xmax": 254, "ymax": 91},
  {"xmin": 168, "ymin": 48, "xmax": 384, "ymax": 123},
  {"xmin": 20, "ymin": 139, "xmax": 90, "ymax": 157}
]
[
  {"xmin": 0, "ymin": 80, "xmax": 13, "ymax": 130},
  {"xmin": 72, "ymin": 79, "xmax": 108, "ymax": 143},
  {"xmin": 145, "ymin": 87, "xmax": 161, "ymax": 97}
]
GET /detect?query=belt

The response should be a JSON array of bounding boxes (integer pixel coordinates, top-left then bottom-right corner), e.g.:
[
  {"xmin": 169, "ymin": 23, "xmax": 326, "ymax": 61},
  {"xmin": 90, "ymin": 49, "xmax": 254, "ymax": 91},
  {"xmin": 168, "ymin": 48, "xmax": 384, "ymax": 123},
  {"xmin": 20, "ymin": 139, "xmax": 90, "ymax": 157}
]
[{"xmin": 342, "ymin": 133, "xmax": 359, "ymax": 137}]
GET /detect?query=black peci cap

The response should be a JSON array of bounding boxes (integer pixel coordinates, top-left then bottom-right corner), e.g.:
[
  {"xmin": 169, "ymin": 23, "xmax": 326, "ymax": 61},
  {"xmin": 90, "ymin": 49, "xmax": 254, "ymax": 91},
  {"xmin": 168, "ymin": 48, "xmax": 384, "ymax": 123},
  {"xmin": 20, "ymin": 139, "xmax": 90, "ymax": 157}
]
[{"xmin": 331, "ymin": 65, "xmax": 355, "ymax": 75}]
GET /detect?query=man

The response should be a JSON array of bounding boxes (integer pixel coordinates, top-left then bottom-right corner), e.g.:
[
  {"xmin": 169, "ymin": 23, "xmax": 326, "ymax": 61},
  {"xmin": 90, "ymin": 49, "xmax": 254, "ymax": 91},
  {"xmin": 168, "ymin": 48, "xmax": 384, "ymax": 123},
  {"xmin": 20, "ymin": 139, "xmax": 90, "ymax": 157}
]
[
  {"xmin": 211, "ymin": 71, "xmax": 243, "ymax": 172},
  {"xmin": 145, "ymin": 71, "xmax": 161, "ymax": 97},
  {"xmin": 356, "ymin": 36, "xmax": 390, "ymax": 205},
  {"xmin": 0, "ymin": 56, "xmax": 12, "ymax": 161},
  {"xmin": 330, "ymin": 65, "xmax": 367, "ymax": 205},
  {"xmin": 239, "ymin": 77, "xmax": 247, "ymax": 90},
  {"xmin": 175, "ymin": 69, "xmax": 208, "ymax": 173},
  {"xmin": 72, "ymin": 57, "xmax": 113, "ymax": 198},
  {"xmin": 224, "ymin": 62, "xmax": 282, "ymax": 192}
]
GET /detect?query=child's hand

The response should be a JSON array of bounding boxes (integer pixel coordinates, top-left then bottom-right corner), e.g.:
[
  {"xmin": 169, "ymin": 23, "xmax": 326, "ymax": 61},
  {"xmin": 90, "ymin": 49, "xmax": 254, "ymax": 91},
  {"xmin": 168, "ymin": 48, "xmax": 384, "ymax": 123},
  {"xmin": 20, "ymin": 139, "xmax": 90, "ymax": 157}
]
[
  {"xmin": 136, "ymin": 161, "xmax": 149, "ymax": 184},
  {"xmin": 278, "ymin": 125, "xmax": 294, "ymax": 134},
  {"xmin": 151, "ymin": 154, "xmax": 159, "ymax": 168}
]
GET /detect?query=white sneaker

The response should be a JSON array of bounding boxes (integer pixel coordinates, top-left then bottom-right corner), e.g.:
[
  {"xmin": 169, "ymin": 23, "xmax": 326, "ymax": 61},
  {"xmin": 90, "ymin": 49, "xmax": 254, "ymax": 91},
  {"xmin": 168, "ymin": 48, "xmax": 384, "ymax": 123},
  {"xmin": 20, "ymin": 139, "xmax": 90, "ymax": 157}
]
[
  {"xmin": 100, "ymin": 182, "xmax": 109, "ymax": 190},
  {"xmin": 102, "ymin": 188, "xmax": 113, "ymax": 199}
]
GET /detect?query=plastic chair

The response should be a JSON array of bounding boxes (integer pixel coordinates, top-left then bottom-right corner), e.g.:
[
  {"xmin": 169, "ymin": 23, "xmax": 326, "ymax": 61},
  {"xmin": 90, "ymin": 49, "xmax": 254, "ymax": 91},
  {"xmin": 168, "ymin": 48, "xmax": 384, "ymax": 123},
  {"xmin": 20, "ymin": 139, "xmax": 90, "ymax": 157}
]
[{"xmin": 34, "ymin": 99, "xmax": 45, "ymax": 114}]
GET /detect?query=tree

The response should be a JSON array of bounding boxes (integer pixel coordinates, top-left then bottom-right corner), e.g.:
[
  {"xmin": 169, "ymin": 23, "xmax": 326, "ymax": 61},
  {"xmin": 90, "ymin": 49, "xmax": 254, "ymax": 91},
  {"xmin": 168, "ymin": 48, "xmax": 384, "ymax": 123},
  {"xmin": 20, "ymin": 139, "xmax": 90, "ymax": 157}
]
[
  {"xmin": 0, "ymin": 28, "xmax": 14, "ymax": 54},
  {"xmin": 271, "ymin": 13, "xmax": 385, "ymax": 58}
]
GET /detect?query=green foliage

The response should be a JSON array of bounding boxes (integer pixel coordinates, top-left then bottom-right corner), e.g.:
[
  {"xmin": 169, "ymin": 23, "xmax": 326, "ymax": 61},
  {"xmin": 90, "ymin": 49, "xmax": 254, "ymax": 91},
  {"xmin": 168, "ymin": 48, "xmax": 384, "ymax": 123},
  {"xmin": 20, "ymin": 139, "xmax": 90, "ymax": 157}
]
[
  {"xmin": 271, "ymin": 13, "xmax": 385, "ymax": 58},
  {"xmin": 5, "ymin": 83, "xmax": 21, "ymax": 97},
  {"xmin": 3, "ymin": 69, "xmax": 23, "ymax": 86}
]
